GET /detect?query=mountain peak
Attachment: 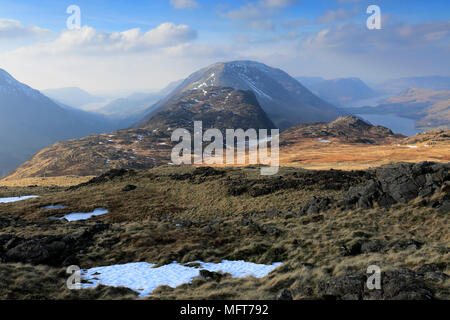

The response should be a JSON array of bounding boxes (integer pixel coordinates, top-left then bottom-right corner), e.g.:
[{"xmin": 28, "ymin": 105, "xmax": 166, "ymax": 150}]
[
  {"xmin": 0, "ymin": 68, "xmax": 40, "ymax": 98},
  {"xmin": 140, "ymin": 60, "xmax": 344, "ymax": 130},
  {"xmin": 330, "ymin": 116, "xmax": 372, "ymax": 128},
  {"xmin": 142, "ymin": 86, "xmax": 275, "ymax": 132}
]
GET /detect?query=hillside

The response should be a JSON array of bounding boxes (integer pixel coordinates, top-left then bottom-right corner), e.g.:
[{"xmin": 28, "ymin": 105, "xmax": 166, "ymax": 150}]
[
  {"xmin": 0, "ymin": 162, "xmax": 448, "ymax": 299},
  {"xmin": 139, "ymin": 61, "xmax": 345, "ymax": 130},
  {"xmin": 142, "ymin": 86, "xmax": 275, "ymax": 131},
  {"xmin": 376, "ymin": 76, "xmax": 450, "ymax": 94},
  {"xmin": 305, "ymin": 78, "xmax": 379, "ymax": 107},
  {"xmin": 277, "ymin": 117, "xmax": 449, "ymax": 170},
  {"xmin": 3, "ymin": 87, "xmax": 274, "ymax": 179},
  {"xmin": 42, "ymin": 87, "xmax": 105, "ymax": 109},
  {"xmin": 347, "ymin": 88, "xmax": 450, "ymax": 130},
  {"xmin": 4, "ymin": 114, "xmax": 449, "ymax": 181},
  {"xmin": 0, "ymin": 69, "xmax": 117, "ymax": 177}
]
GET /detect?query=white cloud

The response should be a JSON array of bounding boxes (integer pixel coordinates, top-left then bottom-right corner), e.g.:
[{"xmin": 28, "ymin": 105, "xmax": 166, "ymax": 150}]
[
  {"xmin": 0, "ymin": 19, "xmax": 52, "ymax": 39},
  {"xmin": 299, "ymin": 20, "xmax": 450, "ymax": 80},
  {"xmin": 223, "ymin": 0, "xmax": 299, "ymax": 30},
  {"xmin": 170, "ymin": 0, "xmax": 200, "ymax": 9},
  {"xmin": 13, "ymin": 23, "xmax": 197, "ymax": 55}
]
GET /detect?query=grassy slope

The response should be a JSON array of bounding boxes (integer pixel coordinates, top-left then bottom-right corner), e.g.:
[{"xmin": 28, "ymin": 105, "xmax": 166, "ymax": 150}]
[{"xmin": 0, "ymin": 165, "xmax": 448, "ymax": 299}]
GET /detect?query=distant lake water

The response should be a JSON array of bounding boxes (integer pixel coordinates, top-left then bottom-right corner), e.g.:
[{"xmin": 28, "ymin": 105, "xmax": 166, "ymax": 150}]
[{"xmin": 356, "ymin": 114, "xmax": 423, "ymax": 137}]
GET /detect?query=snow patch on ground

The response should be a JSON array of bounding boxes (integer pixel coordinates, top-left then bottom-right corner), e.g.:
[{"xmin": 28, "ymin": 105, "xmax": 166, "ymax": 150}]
[
  {"xmin": 0, "ymin": 196, "xmax": 38, "ymax": 204},
  {"xmin": 51, "ymin": 208, "xmax": 108, "ymax": 222},
  {"xmin": 81, "ymin": 260, "xmax": 282, "ymax": 297},
  {"xmin": 43, "ymin": 205, "xmax": 66, "ymax": 209}
]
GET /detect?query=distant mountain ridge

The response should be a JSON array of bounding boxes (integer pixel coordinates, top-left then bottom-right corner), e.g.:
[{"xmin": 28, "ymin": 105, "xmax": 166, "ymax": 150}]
[
  {"xmin": 5, "ymin": 86, "xmax": 276, "ymax": 178},
  {"xmin": 346, "ymin": 87, "xmax": 450, "ymax": 130},
  {"xmin": 42, "ymin": 87, "xmax": 105, "ymax": 108},
  {"xmin": 305, "ymin": 77, "xmax": 379, "ymax": 107},
  {"xmin": 140, "ymin": 61, "xmax": 345, "ymax": 130},
  {"xmin": 376, "ymin": 76, "xmax": 450, "ymax": 94},
  {"xmin": 0, "ymin": 69, "xmax": 117, "ymax": 177}
]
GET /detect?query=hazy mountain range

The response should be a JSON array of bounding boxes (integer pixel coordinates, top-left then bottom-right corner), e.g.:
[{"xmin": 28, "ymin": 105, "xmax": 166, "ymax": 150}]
[
  {"xmin": 301, "ymin": 77, "xmax": 379, "ymax": 107},
  {"xmin": 375, "ymin": 76, "xmax": 450, "ymax": 95},
  {"xmin": 42, "ymin": 87, "xmax": 105, "ymax": 109},
  {"xmin": 0, "ymin": 69, "xmax": 117, "ymax": 177},
  {"xmin": 347, "ymin": 87, "xmax": 450, "ymax": 130},
  {"xmin": 1, "ymin": 60, "xmax": 449, "ymax": 177}
]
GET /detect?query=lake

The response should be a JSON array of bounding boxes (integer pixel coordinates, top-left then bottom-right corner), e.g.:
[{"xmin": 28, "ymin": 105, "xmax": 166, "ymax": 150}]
[{"xmin": 356, "ymin": 114, "xmax": 423, "ymax": 137}]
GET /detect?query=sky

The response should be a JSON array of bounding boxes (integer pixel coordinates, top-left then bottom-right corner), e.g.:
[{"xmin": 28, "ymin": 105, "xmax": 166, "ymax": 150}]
[{"xmin": 0, "ymin": 0, "xmax": 449, "ymax": 96}]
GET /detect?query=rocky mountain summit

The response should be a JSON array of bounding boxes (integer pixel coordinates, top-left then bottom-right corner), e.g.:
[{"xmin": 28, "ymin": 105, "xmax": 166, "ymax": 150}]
[
  {"xmin": 142, "ymin": 86, "xmax": 275, "ymax": 132},
  {"xmin": 140, "ymin": 61, "xmax": 345, "ymax": 130},
  {"xmin": 282, "ymin": 116, "xmax": 404, "ymax": 145}
]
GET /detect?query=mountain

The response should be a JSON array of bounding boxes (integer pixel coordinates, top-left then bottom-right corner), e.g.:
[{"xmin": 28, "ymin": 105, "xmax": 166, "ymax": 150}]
[
  {"xmin": 5, "ymin": 87, "xmax": 275, "ymax": 178},
  {"xmin": 42, "ymin": 87, "xmax": 105, "ymax": 109},
  {"xmin": 304, "ymin": 78, "xmax": 379, "ymax": 107},
  {"xmin": 346, "ymin": 88, "xmax": 450, "ymax": 130},
  {"xmin": 143, "ymin": 86, "xmax": 275, "ymax": 132},
  {"xmin": 0, "ymin": 69, "xmax": 117, "ymax": 177},
  {"xmin": 281, "ymin": 116, "xmax": 403, "ymax": 145},
  {"xmin": 139, "ymin": 61, "xmax": 345, "ymax": 130},
  {"xmin": 295, "ymin": 76, "xmax": 325, "ymax": 88},
  {"xmin": 96, "ymin": 92, "xmax": 161, "ymax": 126},
  {"xmin": 94, "ymin": 80, "xmax": 185, "ymax": 127},
  {"xmin": 376, "ymin": 76, "xmax": 450, "ymax": 95}
]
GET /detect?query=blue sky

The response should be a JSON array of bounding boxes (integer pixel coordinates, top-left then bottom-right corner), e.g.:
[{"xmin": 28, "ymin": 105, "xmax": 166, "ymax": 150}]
[{"xmin": 0, "ymin": 0, "xmax": 449, "ymax": 95}]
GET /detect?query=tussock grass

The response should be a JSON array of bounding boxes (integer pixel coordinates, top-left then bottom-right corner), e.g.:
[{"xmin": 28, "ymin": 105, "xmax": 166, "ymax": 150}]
[{"xmin": 0, "ymin": 165, "xmax": 448, "ymax": 299}]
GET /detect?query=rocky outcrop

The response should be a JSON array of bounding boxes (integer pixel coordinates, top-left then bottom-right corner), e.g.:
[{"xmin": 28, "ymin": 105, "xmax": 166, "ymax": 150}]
[
  {"xmin": 0, "ymin": 223, "xmax": 109, "ymax": 266},
  {"xmin": 318, "ymin": 268, "xmax": 438, "ymax": 300},
  {"xmin": 343, "ymin": 162, "xmax": 449, "ymax": 209}
]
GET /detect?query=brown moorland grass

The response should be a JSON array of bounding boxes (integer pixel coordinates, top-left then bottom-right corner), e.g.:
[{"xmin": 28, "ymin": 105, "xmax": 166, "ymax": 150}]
[{"xmin": 0, "ymin": 165, "xmax": 448, "ymax": 300}]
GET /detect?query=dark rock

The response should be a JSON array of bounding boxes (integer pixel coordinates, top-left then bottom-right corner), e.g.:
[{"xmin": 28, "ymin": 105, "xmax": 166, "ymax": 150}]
[
  {"xmin": 192, "ymin": 167, "xmax": 225, "ymax": 177},
  {"xmin": 423, "ymin": 271, "xmax": 449, "ymax": 282},
  {"xmin": 319, "ymin": 268, "xmax": 435, "ymax": 300},
  {"xmin": 300, "ymin": 196, "xmax": 334, "ymax": 215},
  {"xmin": 203, "ymin": 225, "xmax": 215, "ymax": 233},
  {"xmin": 199, "ymin": 270, "xmax": 224, "ymax": 282},
  {"xmin": 6, "ymin": 240, "xmax": 51, "ymax": 265},
  {"xmin": 381, "ymin": 268, "xmax": 433, "ymax": 300},
  {"xmin": 3, "ymin": 223, "xmax": 109, "ymax": 266},
  {"xmin": 318, "ymin": 274, "xmax": 366, "ymax": 300},
  {"xmin": 341, "ymin": 241, "xmax": 362, "ymax": 256},
  {"xmin": 276, "ymin": 289, "xmax": 293, "ymax": 300},
  {"xmin": 122, "ymin": 184, "xmax": 137, "ymax": 192},
  {"xmin": 361, "ymin": 240, "xmax": 383, "ymax": 253},
  {"xmin": 343, "ymin": 162, "xmax": 449, "ymax": 209}
]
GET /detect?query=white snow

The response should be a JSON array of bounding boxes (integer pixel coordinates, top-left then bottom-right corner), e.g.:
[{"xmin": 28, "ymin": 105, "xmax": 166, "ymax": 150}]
[
  {"xmin": 0, "ymin": 195, "xmax": 39, "ymax": 204},
  {"xmin": 81, "ymin": 260, "xmax": 282, "ymax": 297},
  {"xmin": 52, "ymin": 208, "xmax": 108, "ymax": 222},
  {"xmin": 318, "ymin": 139, "xmax": 331, "ymax": 143},
  {"xmin": 43, "ymin": 205, "xmax": 66, "ymax": 209},
  {"xmin": 407, "ymin": 145, "xmax": 418, "ymax": 149}
]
